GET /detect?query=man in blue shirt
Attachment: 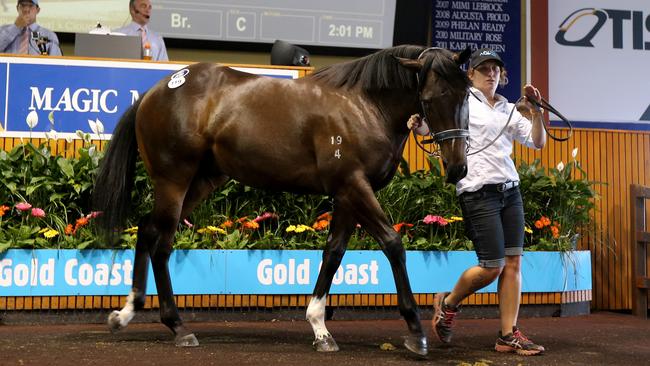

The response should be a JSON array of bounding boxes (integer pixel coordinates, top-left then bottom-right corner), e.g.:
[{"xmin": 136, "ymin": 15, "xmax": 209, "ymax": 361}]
[
  {"xmin": 0, "ymin": 0, "xmax": 62, "ymax": 56},
  {"xmin": 113, "ymin": 0, "xmax": 168, "ymax": 61}
]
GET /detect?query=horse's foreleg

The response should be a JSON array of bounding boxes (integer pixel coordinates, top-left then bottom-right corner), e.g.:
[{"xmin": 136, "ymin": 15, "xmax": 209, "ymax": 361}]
[
  {"xmin": 108, "ymin": 215, "xmax": 151, "ymax": 332},
  {"xmin": 307, "ymin": 203, "xmax": 355, "ymax": 352},
  {"xmin": 344, "ymin": 177, "xmax": 427, "ymax": 356}
]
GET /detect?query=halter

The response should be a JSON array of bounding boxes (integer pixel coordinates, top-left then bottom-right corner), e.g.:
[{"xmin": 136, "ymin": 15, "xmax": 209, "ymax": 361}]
[{"xmin": 414, "ymin": 47, "xmax": 469, "ymax": 156}]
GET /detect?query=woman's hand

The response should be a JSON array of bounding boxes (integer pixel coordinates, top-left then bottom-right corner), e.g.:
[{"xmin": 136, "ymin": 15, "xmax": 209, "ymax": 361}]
[
  {"xmin": 406, "ymin": 114, "xmax": 422, "ymax": 130},
  {"xmin": 516, "ymin": 84, "xmax": 544, "ymax": 120}
]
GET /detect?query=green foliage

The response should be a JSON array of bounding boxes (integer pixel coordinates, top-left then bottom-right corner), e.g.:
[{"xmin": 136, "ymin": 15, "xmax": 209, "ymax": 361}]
[
  {"xmin": 0, "ymin": 142, "xmax": 599, "ymax": 252},
  {"xmin": 518, "ymin": 157, "xmax": 599, "ymax": 251}
]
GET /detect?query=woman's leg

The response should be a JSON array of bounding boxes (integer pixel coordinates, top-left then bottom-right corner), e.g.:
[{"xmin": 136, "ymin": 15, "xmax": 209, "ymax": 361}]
[{"xmin": 497, "ymin": 255, "xmax": 522, "ymax": 335}]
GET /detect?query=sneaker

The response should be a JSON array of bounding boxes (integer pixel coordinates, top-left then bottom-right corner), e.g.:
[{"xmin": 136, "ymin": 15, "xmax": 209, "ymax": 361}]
[
  {"xmin": 495, "ymin": 326, "xmax": 545, "ymax": 356},
  {"xmin": 432, "ymin": 292, "xmax": 459, "ymax": 343}
]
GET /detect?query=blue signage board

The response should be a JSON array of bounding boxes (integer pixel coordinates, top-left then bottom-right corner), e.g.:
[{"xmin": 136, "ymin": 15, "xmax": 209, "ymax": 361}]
[
  {"xmin": 0, "ymin": 57, "xmax": 300, "ymax": 139},
  {"xmin": 0, "ymin": 249, "xmax": 591, "ymax": 296},
  {"xmin": 431, "ymin": 0, "xmax": 521, "ymax": 101}
]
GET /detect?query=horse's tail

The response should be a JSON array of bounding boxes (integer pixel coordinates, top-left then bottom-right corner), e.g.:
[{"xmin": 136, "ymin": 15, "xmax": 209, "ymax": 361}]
[{"xmin": 92, "ymin": 97, "xmax": 142, "ymax": 243}]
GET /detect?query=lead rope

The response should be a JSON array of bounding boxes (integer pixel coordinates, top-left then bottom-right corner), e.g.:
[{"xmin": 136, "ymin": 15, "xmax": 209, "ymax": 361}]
[{"xmin": 413, "ymin": 93, "xmax": 574, "ymax": 157}]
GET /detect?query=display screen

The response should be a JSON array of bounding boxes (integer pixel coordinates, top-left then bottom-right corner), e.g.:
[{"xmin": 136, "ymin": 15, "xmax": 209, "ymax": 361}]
[{"xmin": 1, "ymin": 0, "xmax": 396, "ymax": 49}]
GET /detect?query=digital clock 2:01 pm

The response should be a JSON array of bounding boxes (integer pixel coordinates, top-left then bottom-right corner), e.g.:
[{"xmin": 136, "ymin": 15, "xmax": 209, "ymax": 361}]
[{"xmin": 328, "ymin": 23, "xmax": 375, "ymax": 39}]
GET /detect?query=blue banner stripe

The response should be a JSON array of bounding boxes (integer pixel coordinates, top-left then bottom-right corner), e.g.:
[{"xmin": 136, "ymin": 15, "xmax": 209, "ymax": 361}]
[
  {"xmin": 550, "ymin": 120, "xmax": 650, "ymax": 131},
  {"xmin": 0, "ymin": 249, "xmax": 592, "ymax": 296}
]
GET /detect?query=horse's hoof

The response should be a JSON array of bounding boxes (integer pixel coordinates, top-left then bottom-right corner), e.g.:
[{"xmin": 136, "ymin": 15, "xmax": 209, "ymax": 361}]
[
  {"xmin": 107, "ymin": 311, "xmax": 125, "ymax": 333},
  {"xmin": 403, "ymin": 335, "xmax": 428, "ymax": 356},
  {"xmin": 175, "ymin": 333, "xmax": 199, "ymax": 347},
  {"xmin": 313, "ymin": 336, "xmax": 339, "ymax": 352}
]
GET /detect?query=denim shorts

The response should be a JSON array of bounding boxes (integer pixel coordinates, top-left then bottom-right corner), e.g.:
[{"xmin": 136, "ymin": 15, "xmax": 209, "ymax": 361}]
[{"xmin": 458, "ymin": 186, "xmax": 525, "ymax": 268}]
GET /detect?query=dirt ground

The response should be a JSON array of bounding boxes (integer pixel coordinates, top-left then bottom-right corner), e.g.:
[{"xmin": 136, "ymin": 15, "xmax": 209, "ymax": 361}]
[{"xmin": 0, "ymin": 311, "xmax": 648, "ymax": 366}]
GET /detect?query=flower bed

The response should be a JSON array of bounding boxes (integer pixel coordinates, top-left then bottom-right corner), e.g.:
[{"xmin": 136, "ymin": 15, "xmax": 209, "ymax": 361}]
[{"xmin": 0, "ymin": 134, "xmax": 598, "ymax": 252}]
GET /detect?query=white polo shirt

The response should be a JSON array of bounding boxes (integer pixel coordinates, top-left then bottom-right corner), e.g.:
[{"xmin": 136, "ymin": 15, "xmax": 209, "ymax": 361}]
[{"xmin": 456, "ymin": 87, "xmax": 540, "ymax": 195}]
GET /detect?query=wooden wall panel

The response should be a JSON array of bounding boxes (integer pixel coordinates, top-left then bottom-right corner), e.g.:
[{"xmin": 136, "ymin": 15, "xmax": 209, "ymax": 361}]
[{"xmin": 403, "ymin": 128, "xmax": 650, "ymax": 310}]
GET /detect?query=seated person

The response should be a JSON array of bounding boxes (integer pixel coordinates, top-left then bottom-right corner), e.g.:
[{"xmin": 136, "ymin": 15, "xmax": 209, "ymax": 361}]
[
  {"xmin": 113, "ymin": 0, "xmax": 168, "ymax": 61},
  {"xmin": 0, "ymin": 0, "xmax": 62, "ymax": 56}
]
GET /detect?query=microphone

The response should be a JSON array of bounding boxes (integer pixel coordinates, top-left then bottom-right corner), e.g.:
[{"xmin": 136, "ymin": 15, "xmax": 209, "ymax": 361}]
[
  {"xmin": 133, "ymin": 9, "xmax": 150, "ymax": 19},
  {"xmin": 31, "ymin": 31, "xmax": 50, "ymax": 43}
]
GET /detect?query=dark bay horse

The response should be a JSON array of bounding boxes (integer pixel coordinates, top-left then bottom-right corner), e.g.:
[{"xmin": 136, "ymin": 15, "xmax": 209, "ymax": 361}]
[{"xmin": 93, "ymin": 45, "xmax": 471, "ymax": 356}]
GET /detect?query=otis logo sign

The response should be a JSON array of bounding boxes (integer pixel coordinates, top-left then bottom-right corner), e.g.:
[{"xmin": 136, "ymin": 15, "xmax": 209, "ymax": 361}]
[{"xmin": 556, "ymin": 8, "xmax": 650, "ymax": 50}]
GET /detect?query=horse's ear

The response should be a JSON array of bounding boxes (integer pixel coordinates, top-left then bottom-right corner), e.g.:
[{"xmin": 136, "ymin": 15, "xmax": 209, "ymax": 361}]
[
  {"xmin": 454, "ymin": 46, "xmax": 472, "ymax": 66},
  {"xmin": 394, "ymin": 56, "xmax": 422, "ymax": 72}
]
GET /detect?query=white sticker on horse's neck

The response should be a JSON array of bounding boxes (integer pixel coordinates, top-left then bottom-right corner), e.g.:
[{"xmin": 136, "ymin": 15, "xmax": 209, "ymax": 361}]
[{"xmin": 168, "ymin": 69, "xmax": 190, "ymax": 89}]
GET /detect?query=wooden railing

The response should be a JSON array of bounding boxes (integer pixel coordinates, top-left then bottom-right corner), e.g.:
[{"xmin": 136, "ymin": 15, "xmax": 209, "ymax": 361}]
[{"xmin": 631, "ymin": 184, "xmax": 650, "ymax": 318}]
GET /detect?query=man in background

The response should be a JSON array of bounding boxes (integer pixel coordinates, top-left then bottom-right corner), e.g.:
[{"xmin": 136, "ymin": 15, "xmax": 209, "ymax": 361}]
[
  {"xmin": 0, "ymin": 0, "xmax": 61, "ymax": 56},
  {"xmin": 114, "ymin": 0, "xmax": 168, "ymax": 61}
]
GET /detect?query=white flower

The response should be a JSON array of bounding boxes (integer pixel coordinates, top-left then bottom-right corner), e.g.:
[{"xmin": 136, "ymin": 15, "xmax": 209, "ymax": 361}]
[
  {"xmin": 88, "ymin": 119, "xmax": 97, "ymax": 134},
  {"xmin": 26, "ymin": 111, "xmax": 38, "ymax": 129},
  {"xmin": 557, "ymin": 161, "xmax": 565, "ymax": 172},
  {"xmin": 45, "ymin": 129, "xmax": 58, "ymax": 140},
  {"xmin": 95, "ymin": 118, "xmax": 104, "ymax": 134},
  {"xmin": 572, "ymin": 147, "xmax": 578, "ymax": 158},
  {"xmin": 48, "ymin": 111, "xmax": 55, "ymax": 124},
  {"xmin": 76, "ymin": 130, "xmax": 85, "ymax": 139}
]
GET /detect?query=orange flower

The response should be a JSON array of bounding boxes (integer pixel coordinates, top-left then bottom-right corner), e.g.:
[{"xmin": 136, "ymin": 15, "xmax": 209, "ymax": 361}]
[
  {"xmin": 0, "ymin": 205, "xmax": 10, "ymax": 217},
  {"xmin": 551, "ymin": 226, "xmax": 560, "ymax": 238},
  {"xmin": 242, "ymin": 221, "xmax": 260, "ymax": 230},
  {"xmin": 393, "ymin": 222, "xmax": 413, "ymax": 233},
  {"xmin": 553, "ymin": 221, "xmax": 561, "ymax": 229},
  {"xmin": 312, "ymin": 220, "xmax": 329, "ymax": 231},
  {"xmin": 64, "ymin": 224, "xmax": 74, "ymax": 235},
  {"xmin": 540, "ymin": 216, "xmax": 551, "ymax": 227},
  {"xmin": 220, "ymin": 220, "xmax": 234, "ymax": 228},
  {"xmin": 316, "ymin": 212, "xmax": 332, "ymax": 221},
  {"xmin": 534, "ymin": 220, "xmax": 544, "ymax": 229},
  {"xmin": 76, "ymin": 216, "xmax": 89, "ymax": 227}
]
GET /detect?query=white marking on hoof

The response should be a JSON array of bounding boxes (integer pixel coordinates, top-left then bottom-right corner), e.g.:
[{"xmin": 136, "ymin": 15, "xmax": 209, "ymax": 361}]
[
  {"xmin": 107, "ymin": 291, "xmax": 136, "ymax": 332},
  {"xmin": 306, "ymin": 296, "xmax": 332, "ymax": 341},
  {"xmin": 176, "ymin": 333, "xmax": 199, "ymax": 347}
]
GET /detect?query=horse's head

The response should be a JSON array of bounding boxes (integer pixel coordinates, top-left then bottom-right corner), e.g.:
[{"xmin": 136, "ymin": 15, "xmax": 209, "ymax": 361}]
[{"xmin": 397, "ymin": 47, "xmax": 472, "ymax": 184}]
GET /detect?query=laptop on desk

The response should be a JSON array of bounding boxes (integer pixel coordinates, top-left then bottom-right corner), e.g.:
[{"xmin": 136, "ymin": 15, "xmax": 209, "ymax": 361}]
[{"xmin": 74, "ymin": 33, "xmax": 142, "ymax": 60}]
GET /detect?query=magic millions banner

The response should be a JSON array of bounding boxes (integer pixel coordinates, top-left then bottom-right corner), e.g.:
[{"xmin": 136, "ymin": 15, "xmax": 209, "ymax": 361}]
[{"xmin": 0, "ymin": 57, "xmax": 299, "ymax": 139}]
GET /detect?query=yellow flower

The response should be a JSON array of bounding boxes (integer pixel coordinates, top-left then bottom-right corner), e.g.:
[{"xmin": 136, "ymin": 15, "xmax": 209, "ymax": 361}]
[
  {"xmin": 525, "ymin": 227, "xmax": 533, "ymax": 234},
  {"xmin": 295, "ymin": 225, "xmax": 306, "ymax": 233},
  {"xmin": 286, "ymin": 225, "xmax": 297, "ymax": 232},
  {"xmin": 448, "ymin": 216, "xmax": 463, "ymax": 222},
  {"xmin": 43, "ymin": 229, "xmax": 59, "ymax": 238},
  {"xmin": 124, "ymin": 226, "xmax": 138, "ymax": 234}
]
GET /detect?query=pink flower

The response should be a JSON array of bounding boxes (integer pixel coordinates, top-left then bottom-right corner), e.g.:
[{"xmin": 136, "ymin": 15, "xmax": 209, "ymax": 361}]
[
  {"xmin": 183, "ymin": 218, "xmax": 193, "ymax": 228},
  {"xmin": 15, "ymin": 202, "xmax": 32, "ymax": 211},
  {"xmin": 253, "ymin": 212, "xmax": 279, "ymax": 223},
  {"xmin": 87, "ymin": 211, "xmax": 102, "ymax": 219},
  {"xmin": 423, "ymin": 215, "xmax": 448, "ymax": 226},
  {"xmin": 31, "ymin": 208, "xmax": 46, "ymax": 218}
]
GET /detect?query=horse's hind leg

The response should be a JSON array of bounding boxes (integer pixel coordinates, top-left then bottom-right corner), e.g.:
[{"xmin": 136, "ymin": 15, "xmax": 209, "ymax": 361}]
[
  {"xmin": 338, "ymin": 174, "xmax": 427, "ymax": 356},
  {"xmin": 107, "ymin": 214, "xmax": 152, "ymax": 332},
  {"xmin": 307, "ymin": 200, "xmax": 356, "ymax": 352}
]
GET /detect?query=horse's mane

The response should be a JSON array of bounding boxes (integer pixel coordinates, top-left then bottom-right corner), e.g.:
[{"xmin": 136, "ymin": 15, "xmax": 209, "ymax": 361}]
[
  {"xmin": 308, "ymin": 45, "xmax": 464, "ymax": 91},
  {"xmin": 309, "ymin": 45, "xmax": 427, "ymax": 92}
]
